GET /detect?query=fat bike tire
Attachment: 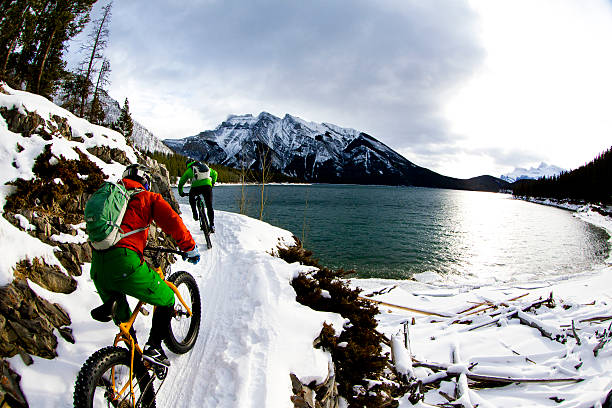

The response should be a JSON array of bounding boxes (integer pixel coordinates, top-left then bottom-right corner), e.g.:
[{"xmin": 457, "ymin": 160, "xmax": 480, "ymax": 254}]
[
  {"xmin": 198, "ymin": 200, "xmax": 213, "ymax": 249},
  {"xmin": 164, "ymin": 271, "xmax": 201, "ymax": 354},
  {"xmin": 73, "ymin": 345, "xmax": 156, "ymax": 408}
]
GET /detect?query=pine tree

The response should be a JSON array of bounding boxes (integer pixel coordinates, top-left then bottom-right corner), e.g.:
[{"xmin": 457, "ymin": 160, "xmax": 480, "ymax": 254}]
[
  {"xmin": 87, "ymin": 58, "xmax": 110, "ymax": 124},
  {"xmin": 78, "ymin": 1, "xmax": 112, "ymax": 117},
  {"xmin": 113, "ymin": 98, "xmax": 134, "ymax": 143},
  {"xmin": 0, "ymin": 0, "xmax": 96, "ymax": 97}
]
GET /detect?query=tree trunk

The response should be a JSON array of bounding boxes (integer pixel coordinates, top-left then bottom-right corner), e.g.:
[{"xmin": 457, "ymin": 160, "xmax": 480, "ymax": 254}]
[
  {"xmin": 34, "ymin": 25, "xmax": 57, "ymax": 94},
  {"xmin": 79, "ymin": 8, "xmax": 109, "ymax": 117},
  {"xmin": 0, "ymin": 5, "xmax": 31, "ymax": 78}
]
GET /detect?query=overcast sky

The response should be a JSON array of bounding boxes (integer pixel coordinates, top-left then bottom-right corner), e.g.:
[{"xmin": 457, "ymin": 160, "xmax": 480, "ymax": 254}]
[{"xmin": 69, "ymin": 0, "xmax": 612, "ymax": 179}]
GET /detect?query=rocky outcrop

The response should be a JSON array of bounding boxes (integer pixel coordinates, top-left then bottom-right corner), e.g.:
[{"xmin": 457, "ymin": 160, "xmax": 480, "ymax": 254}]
[
  {"xmin": 0, "ymin": 279, "xmax": 72, "ymax": 359},
  {"xmin": 0, "ymin": 104, "xmax": 178, "ymax": 404}
]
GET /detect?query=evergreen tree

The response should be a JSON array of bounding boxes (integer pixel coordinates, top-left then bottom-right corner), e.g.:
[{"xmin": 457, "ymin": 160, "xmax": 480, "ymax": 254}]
[
  {"xmin": 87, "ymin": 58, "xmax": 110, "ymax": 123},
  {"xmin": 78, "ymin": 1, "xmax": 111, "ymax": 117},
  {"xmin": 0, "ymin": 0, "xmax": 96, "ymax": 97},
  {"xmin": 113, "ymin": 97, "xmax": 134, "ymax": 143},
  {"xmin": 512, "ymin": 146, "xmax": 612, "ymax": 204}
]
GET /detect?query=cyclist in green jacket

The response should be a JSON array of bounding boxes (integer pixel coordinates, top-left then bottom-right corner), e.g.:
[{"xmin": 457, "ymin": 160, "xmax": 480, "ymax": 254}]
[{"xmin": 178, "ymin": 159, "xmax": 218, "ymax": 232}]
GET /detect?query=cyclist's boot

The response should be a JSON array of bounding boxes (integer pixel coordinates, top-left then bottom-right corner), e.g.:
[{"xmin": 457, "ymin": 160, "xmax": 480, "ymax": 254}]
[
  {"xmin": 143, "ymin": 343, "xmax": 170, "ymax": 367},
  {"xmin": 210, "ymin": 224, "xmax": 215, "ymax": 233},
  {"xmin": 90, "ymin": 296, "xmax": 119, "ymax": 322}
]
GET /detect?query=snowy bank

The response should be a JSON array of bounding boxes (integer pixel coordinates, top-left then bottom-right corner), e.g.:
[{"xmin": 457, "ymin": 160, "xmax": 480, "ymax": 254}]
[{"xmin": 352, "ymin": 210, "xmax": 612, "ymax": 407}]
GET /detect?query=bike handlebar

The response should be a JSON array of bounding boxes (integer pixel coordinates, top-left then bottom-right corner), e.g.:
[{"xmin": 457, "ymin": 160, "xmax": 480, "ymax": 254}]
[{"xmin": 144, "ymin": 246, "xmax": 187, "ymax": 257}]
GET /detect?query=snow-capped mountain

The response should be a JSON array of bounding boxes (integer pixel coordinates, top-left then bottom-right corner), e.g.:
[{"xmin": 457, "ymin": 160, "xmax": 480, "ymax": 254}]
[
  {"xmin": 164, "ymin": 112, "xmax": 508, "ymax": 191},
  {"xmin": 98, "ymin": 91, "xmax": 173, "ymax": 154},
  {"xmin": 501, "ymin": 162, "xmax": 565, "ymax": 183}
]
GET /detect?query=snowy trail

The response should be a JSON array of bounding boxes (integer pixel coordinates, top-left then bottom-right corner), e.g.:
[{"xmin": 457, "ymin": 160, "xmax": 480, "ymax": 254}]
[{"xmin": 156, "ymin": 208, "xmax": 337, "ymax": 407}]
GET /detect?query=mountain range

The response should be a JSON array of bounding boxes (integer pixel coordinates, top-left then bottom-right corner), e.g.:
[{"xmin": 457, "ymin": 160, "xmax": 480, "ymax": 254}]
[
  {"xmin": 500, "ymin": 162, "xmax": 565, "ymax": 183},
  {"xmin": 163, "ymin": 112, "xmax": 508, "ymax": 192}
]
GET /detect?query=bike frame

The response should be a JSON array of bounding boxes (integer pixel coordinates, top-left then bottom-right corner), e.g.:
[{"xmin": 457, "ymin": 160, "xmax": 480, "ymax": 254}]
[{"xmin": 110, "ymin": 265, "xmax": 193, "ymax": 407}]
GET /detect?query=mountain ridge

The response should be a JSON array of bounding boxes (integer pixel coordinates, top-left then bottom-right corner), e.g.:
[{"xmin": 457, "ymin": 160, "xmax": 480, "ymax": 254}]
[
  {"xmin": 501, "ymin": 162, "xmax": 565, "ymax": 183},
  {"xmin": 164, "ymin": 112, "xmax": 509, "ymax": 192}
]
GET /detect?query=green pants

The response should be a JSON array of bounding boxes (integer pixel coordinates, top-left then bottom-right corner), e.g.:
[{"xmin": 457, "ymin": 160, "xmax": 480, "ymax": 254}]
[{"xmin": 91, "ymin": 247, "xmax": 175, "ymax": 323}]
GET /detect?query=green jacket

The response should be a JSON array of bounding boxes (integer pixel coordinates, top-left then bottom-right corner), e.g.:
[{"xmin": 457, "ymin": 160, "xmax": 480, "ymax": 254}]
[{"xmin": 178, "ymin": 162, "xmax": 218, "ymax": 195}]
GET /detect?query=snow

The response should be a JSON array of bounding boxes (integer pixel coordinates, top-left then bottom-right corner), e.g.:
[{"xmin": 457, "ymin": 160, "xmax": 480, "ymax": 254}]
[
  {"xmin": 501, "ymin": 162, "xmax": 565, "ymax": 183},
  {"xmin": 8, "ymin": 210, "xmax": 345, "ymax": 407},
  {"xmin": 0, "ymin": 82, "xmax": 137, "ymax": 286},
  {"xmin": 351, "ymin": 209, "xmax": 612, "ymax": 407},
  {"xmin": 7, "ymin": 205, "xmax": 610, "ymax": 407},
  {"xmin": 2, "ymin": 82, "xmax": 612, "ymax": 407}
]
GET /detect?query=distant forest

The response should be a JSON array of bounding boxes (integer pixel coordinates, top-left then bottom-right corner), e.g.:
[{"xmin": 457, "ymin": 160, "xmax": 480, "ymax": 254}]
[
  {"xmin": 512, "ymin": 146, "xmax": 612, "ymax": 204},
  {"xmin": 146, "ymin": 151, "xmax": 300, "ymax": 184}
]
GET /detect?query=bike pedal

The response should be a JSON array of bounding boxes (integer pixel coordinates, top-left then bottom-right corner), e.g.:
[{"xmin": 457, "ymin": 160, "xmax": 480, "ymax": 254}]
[{"xmin": 154, "ymin": 365, "xmax": 168, "ymax": 380}]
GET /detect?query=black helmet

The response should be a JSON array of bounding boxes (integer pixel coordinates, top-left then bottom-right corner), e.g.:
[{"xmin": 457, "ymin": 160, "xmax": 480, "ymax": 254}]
[{"xmin": 123, "ymin": 163, "xmax": 152, "ymax": 190}]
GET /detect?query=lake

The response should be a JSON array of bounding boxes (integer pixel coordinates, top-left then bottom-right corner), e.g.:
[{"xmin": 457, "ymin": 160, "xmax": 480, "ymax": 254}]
[{"xmin": 176, "ymin": 184, "xmax": 610, "ymax": 284}]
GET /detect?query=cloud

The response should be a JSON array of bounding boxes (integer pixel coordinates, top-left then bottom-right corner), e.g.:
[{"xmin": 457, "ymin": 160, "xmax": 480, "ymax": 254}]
[
  {"xmin": 76, "ymin": 0, "xmax": 612, "ymax": 179},
  {"xmin": 100, "ymin": 1, "xmax": 484, "ymax": 159}
]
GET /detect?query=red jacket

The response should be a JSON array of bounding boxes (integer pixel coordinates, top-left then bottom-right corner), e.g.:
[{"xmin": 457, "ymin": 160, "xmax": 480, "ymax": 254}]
[{"xmin": 116, "ymin": 178, "xmax": 196, "ymax": 256}]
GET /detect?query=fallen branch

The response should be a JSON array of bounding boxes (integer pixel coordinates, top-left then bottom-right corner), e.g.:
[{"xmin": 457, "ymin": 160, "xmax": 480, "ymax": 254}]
[
  {"xmin": 571, "ymin": 320, "xmax": 581, "ymax": 346},
  {"xmin": 514, "ymin": 310, "xmax": 566, "ymax": 343},
  {"xmin": 358, "ymin": 297, "xmax": 452, "ymax": 318},
  {"xmin": 456, "ymin": 293, "xmax": 529, "ymax": 318},
  {"xmin": 412, "ymin": 359, "xmax": 583, "ymax": 385},
  {"xmin": 593, "ymin": 322, "xmax": 612, "ymax": 356},
  {"xmin": 451, "ymin": 343, "xmax": 474, "ymax": 408},
  {"xmin": 580, "ymin": 315, "xmax": 612, "ymax": 323}
]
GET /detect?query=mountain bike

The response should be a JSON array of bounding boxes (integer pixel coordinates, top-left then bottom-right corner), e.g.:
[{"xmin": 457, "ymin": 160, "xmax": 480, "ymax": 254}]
[
  {"xmin": 73, "ymin": 246, "xmax": 201, "ymax": 408},
  {"xmin": 194, "ymin": 193, "xmax": 213, "ymax": 249}
]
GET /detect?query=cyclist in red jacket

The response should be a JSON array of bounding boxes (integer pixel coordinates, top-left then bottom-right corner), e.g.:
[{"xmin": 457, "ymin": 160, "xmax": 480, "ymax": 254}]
[{"xmin": 90, "ymin": 164, "xmax": 200, "ymax": 367}]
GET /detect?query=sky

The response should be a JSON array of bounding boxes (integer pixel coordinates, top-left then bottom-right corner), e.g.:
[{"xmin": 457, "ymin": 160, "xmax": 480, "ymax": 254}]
[{"xmin": 67, "ymin": 0, "xmax": 612, "ymax": 179}]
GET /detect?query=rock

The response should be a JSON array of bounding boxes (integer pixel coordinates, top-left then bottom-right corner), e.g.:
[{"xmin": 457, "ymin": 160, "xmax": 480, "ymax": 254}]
[
  {"xmin": 142, "ymin": 156, "xmax": 180, "ymax": 212},
  {"xmin": 86, "ymin": 145, "xmax": 130, "ymax": 165},
  {"xmin": 0, "ymin": 107, "xmax": 45, "ymax": 138},
  {"xmin": 0, "ymin": 279, "xmax": 70, "ymax": 359},
  {"xmin": 13, "ymin": 258, "xmax": 77, "ymax": 294},
  {"xmin": 0, "ymin": 359, "xmax": 29, "ymax": 407}
]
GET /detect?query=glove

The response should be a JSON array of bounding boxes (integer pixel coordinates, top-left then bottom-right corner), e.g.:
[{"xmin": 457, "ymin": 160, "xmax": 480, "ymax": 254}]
[
  {"xmin": 183, "ymin": 245, "xmax": 200, "ymax": 264},
  {"xmin": 179, "ymin": 191, "xmax": 187, "ymax": 197}
]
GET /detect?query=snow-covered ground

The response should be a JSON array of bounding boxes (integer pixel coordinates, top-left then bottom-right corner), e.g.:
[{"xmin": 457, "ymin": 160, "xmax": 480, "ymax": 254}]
[
  {"xmin": 352, "ymin": 207, "xmax": 612, "ymax": 407},
  {"xmin": 7, "ymin": 209, "xmax": 346, "ymax": 407},
  {"xmin": 5, "ymin": 204, "xmax": 611, "ymax": 407},
  {"xmin": 2, "ymin": 82, "xmax": 612, "ymax": 406}
]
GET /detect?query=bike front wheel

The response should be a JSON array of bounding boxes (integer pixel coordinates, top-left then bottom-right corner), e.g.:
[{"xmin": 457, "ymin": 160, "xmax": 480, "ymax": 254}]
[
  {"xmin": 73, "ymin": 346, "xmax": 156, "ymax": 408},
  {"xmin": 164, "ymin": 271, "xmax": 201, "ymax": 354}
]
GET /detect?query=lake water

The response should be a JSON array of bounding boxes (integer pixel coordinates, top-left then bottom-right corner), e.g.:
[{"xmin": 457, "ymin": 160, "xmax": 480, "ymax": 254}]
[{"xmin": 177, "ymin": 184, "xmax": 610, "ymax": 284}]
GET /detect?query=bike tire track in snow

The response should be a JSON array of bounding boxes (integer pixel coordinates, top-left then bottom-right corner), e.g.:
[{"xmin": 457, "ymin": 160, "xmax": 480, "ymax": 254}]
[{"xmin": 156, "ymin": 208, "xmax": 343, "ymax": 407}]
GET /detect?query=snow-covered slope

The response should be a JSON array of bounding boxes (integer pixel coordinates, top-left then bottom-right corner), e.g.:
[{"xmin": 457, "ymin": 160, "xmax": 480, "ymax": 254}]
[
  {"xmin": 0, "ymin": 84, "xmax": 137, "ymax": 286},
  {"xmin": 501, "ymin": 162, "xmax": 565, "ymax": 183},
  {"xmin": 9, "ymin": 210, "xmax": 344, "ymax": 407},
  {"xmin": 164, "ymin": 112, "xmax": 509, "ymax": 191},
  {"xmin": 0, "ymin": 83, "xmax": 344, "ymax": 407},
  {"xmin": 98, "ymin": 90, "xmax": 173, "ymax": 154}
]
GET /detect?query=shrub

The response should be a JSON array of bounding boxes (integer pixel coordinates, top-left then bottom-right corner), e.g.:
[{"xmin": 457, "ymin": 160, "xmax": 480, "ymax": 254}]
[{"xmin": 280, "ymin": 242, "xmax": 404, "ymax": 407}]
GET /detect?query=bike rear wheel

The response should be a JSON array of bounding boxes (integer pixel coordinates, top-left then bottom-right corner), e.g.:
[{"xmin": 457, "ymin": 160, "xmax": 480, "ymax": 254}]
[
  {"xmin": 74, "ymin": 346, "xmax": 156, "ymax": 408},
  {"xmin": 197, "ymin": 199, "xmax": 213, "ymax": 249},
  {"xmin": 164, "ymin": 271, "xmax": 201, "ymax": 354}
]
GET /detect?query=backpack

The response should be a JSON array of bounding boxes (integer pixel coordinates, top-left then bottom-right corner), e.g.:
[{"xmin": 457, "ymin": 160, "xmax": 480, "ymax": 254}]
[
  {"xmin": 192, "ymin": 162, "xmax": 211, "ymax": 181},
  {"xmin": 84, "ymin": 181, "xmax": 146, "ymax": 250}
]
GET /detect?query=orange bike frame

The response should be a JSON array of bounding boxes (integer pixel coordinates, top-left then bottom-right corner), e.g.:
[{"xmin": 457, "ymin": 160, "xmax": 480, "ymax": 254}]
[{"xmin": 110, "ymin": 266, "xmax": 193, "ymax": 407}]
